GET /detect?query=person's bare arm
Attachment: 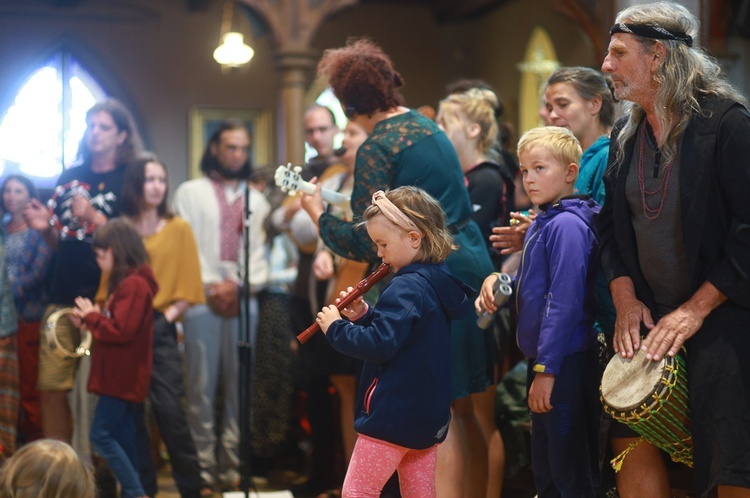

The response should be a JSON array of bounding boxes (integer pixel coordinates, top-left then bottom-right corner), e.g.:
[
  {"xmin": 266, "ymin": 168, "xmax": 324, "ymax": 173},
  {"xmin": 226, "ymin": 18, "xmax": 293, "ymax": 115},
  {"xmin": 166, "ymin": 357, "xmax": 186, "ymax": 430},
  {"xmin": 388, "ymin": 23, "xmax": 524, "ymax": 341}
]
[{"xmin": 641, "ymin": 281, "xmax": 726, "ymax": 361}]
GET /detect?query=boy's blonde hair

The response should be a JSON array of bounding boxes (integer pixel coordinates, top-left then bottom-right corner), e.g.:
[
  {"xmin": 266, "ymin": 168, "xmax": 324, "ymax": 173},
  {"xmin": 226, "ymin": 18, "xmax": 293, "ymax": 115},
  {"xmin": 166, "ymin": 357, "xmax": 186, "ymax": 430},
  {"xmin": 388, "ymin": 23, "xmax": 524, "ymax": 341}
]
[
  {"xmin": 517, "ymin": 126, "xmax": 582, "ymax": 168},
  {"xmin": 0, "ymin": 439, "xmax": 96, "ymax": 498},
  {"xmin": 360, "ymin": 186, "xmax": 457, "ymax": 264}
]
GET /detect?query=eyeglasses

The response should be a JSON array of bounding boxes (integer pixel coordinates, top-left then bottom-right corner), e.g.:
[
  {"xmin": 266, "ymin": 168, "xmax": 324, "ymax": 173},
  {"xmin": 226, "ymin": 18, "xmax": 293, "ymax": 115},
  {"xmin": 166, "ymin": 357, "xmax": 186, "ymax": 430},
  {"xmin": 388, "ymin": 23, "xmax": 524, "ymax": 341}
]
[{"xmin": 304, "ymin": 125, "xmax": 334, "ymax": 136}]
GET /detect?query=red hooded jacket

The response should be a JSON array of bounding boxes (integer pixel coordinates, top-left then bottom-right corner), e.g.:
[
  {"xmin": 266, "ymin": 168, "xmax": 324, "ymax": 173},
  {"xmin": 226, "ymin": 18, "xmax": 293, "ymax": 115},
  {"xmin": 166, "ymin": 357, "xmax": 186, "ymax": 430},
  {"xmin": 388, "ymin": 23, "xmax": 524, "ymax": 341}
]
[{"xmin": 83, "ymin": 265, "xmax": 158, "ymax": 403}]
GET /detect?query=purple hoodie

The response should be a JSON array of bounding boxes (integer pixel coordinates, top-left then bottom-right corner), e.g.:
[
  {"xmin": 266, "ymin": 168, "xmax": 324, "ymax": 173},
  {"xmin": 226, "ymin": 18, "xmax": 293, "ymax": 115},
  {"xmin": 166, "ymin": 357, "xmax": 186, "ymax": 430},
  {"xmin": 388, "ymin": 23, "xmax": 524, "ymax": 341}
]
[{"xmin": 514, "ymin": 196, "xmax": 600, "ymax": 375}]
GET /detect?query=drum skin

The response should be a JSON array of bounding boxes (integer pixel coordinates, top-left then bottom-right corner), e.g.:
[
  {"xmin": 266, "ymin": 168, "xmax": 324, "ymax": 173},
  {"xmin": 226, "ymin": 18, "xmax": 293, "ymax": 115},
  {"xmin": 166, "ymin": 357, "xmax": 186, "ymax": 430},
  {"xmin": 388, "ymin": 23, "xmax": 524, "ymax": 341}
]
[{"xmin": 601, "ymin": 349, "xmax": 667, "ymax": 411}]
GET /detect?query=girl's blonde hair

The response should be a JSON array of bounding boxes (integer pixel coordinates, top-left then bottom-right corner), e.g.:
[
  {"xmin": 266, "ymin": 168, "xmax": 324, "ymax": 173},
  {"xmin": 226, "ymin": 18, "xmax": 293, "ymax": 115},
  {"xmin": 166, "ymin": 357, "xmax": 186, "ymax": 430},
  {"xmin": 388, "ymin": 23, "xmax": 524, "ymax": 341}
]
[
  {"xmin": 517, "ymin": 126, "xmax": 582, "ymax": 167},
  {"xmin": 360, "ymin": 186, "xmax": 457, "ymax": 264},
  {"xmin": 439, "ymin": 88, "xmax": 499, "ymax": 155},
  {"xmin": 0, "ymin": 439, "xmax": 96, "ymax": 498}
]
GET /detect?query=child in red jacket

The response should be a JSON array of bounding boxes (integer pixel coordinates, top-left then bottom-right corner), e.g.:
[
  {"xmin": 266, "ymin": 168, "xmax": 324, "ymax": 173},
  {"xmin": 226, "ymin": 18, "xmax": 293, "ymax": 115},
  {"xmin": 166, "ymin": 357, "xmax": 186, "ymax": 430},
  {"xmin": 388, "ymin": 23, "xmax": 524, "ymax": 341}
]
[{"xmin": 73, "ymin": 218, "xmax": 158, "ymax": 498}]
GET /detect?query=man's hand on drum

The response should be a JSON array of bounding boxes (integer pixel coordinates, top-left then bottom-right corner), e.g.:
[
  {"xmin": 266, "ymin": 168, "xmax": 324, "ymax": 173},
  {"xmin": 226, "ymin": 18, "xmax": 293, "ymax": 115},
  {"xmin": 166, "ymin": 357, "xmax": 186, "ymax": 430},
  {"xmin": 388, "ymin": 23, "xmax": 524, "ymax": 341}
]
[
  {"xmin": 489, "ymin": 210, "xmax": 535, "ymax": 255},
  {"xmin": 613, "ymin": 299, "xmax": 654, "ymax": 358},
  {"xmin": 528, "ymin": 373, "xmax": 554, "ymax": 413},
  {"xmin": 611, "ymin": 277, "xmax": 654, "ymax": 358},
  {"xmin": 641, "ymin": 282, "xmax": 726, "ymax": 361},
  {"xmin": 640, "ymin": 308, "xmax": 704, "ymax": 361}
]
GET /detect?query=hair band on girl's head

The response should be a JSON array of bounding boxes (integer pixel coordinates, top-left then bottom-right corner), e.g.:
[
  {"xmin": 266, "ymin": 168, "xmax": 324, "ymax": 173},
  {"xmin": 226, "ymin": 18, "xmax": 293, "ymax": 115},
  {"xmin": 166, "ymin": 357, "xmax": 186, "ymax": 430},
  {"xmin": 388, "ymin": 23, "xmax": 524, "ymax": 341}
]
[{"xmin": 371, "ymin": 190, "xmax": 422, "ymax": 235}]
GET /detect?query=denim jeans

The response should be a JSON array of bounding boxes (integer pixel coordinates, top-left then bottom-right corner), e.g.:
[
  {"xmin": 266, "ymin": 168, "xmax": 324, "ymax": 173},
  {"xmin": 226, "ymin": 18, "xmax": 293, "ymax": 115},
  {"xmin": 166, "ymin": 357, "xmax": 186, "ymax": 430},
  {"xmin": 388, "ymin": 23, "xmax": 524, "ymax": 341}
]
[{"xmin": 90, "ymin": 395, "xmax": 145, "ymax": 498}]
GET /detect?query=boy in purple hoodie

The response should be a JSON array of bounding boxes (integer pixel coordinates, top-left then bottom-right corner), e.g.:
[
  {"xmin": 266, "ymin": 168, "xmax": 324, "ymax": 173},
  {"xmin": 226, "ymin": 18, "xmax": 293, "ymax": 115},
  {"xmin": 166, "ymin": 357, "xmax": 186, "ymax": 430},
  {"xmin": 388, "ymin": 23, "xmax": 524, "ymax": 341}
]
[{"xmin": 477, "ymin": 126, "xmax": 601, "ymax": 498}]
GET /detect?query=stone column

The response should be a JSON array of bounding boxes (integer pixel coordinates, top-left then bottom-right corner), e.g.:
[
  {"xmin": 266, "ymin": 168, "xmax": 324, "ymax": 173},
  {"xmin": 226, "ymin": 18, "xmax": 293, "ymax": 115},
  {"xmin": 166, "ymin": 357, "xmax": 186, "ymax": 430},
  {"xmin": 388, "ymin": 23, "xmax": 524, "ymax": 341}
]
[
  {"xmin": 240, "ymin": 0, "xmax": 356, "ymax": 164},
  {"xmin": 274, "ymin": 48, "xmax": 318, "ymax": 165}
]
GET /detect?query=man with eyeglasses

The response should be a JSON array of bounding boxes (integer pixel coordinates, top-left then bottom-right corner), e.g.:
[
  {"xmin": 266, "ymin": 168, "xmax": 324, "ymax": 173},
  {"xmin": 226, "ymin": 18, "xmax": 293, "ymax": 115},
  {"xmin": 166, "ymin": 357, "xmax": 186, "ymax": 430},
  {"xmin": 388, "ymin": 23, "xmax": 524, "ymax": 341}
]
[{"xmin": 302, "ymin": 104, "xmax": 340, "ymax": 180}]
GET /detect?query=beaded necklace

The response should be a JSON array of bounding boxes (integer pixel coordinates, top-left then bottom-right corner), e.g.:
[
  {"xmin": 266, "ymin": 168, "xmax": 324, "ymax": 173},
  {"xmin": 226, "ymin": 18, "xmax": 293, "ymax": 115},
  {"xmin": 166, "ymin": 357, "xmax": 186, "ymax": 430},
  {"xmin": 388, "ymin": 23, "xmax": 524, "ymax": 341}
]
[{"xmin": 636, "ymin": 122, "xmax": 674, "ymax": 220}]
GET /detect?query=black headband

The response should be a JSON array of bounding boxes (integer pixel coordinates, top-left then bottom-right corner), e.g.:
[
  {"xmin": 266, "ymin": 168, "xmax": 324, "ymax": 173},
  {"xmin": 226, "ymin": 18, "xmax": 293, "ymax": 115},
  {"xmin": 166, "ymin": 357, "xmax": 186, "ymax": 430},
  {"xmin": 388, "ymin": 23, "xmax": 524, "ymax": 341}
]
[{"xmin": 610, "ymin": 23, "xmax": 693, "ymax": 47}]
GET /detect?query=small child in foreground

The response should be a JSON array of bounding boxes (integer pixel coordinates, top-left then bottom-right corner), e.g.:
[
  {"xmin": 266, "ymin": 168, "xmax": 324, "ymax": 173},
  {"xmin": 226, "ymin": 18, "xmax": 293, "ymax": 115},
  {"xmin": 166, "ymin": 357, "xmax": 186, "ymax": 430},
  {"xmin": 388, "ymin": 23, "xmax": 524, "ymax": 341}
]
[
  {"xmin": 73, "ymin": 218, "xmax": 158, "ymax": 498},
  {"xmin": 0, "ymin": 438, "xmax": 95, "ymax": 498},
  {"xmin": 477, "ymin": 126, "xmax": 601, "ymax": 497},
  {"xmin": 315, "ymin": 186, "xmax": 475, "ymax": 498}
]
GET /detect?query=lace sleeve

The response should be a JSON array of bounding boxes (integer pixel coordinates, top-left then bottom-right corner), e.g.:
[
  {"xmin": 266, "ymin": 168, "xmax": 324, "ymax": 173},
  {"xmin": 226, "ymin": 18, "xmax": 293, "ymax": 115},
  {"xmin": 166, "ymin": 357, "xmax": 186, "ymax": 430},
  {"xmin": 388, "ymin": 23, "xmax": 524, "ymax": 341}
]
[{"xmin": 319, "ymin": 140, "xmax": 395, "ymax": 263}]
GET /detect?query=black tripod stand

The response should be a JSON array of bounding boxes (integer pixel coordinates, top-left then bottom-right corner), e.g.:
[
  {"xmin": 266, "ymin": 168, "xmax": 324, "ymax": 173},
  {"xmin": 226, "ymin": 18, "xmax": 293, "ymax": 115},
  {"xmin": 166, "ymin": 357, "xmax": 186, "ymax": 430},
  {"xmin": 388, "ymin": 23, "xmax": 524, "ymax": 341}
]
[{"xmin": 238, "ymin": 183, "xmax": 255, "ymax": 497}]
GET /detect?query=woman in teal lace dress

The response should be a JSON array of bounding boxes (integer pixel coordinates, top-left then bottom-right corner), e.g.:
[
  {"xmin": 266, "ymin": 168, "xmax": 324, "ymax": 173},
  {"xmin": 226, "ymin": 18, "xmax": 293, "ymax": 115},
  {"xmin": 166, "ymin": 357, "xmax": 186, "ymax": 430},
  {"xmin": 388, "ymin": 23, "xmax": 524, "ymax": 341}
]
[{"xmin": 301, "ymin": 38, "xmax": 495, "ymax": 497}]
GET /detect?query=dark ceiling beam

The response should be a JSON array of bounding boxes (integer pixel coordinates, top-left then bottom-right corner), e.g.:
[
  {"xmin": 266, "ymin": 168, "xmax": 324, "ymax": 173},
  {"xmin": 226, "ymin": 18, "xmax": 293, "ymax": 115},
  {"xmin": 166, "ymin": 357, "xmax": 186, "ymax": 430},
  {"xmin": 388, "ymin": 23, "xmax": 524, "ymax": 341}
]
[
  {"xmin": 186, "ymin": 0, "xmax": 213, "ymax": 12},
  {"xmin": 434, "ymin": 0, "xmax": 505, "ymax": 22},
  {"xmin": 360, "ymin": 0, "xmax": 507, "ymax": 23},
  {"xmin": 50, "ymin": 0, "xmax": 83, "ymax": 7}
]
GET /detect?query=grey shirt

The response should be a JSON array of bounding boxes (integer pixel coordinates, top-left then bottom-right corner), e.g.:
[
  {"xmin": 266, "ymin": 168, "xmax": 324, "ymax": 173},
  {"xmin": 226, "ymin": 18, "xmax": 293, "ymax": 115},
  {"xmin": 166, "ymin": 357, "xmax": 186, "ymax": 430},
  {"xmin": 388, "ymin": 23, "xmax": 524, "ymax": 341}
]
[{"xmin": 625, "ymin": 122, "xmax": 692, "ymax": 318}]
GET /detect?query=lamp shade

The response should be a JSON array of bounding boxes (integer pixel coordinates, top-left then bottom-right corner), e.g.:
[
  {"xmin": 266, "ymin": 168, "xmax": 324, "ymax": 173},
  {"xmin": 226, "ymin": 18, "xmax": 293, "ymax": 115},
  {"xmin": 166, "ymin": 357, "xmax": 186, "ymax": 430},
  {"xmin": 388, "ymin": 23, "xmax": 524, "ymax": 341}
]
[{"xmin": 213, "ymin": 32, "xmax": 254, "ymax": 66}]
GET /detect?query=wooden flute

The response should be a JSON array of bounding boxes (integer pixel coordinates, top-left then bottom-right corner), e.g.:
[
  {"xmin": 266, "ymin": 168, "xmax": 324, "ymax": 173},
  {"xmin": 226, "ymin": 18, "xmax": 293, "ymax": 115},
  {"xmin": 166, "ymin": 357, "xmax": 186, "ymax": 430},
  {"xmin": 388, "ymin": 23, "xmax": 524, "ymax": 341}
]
[{"xmin": 297, "ymin": 262, "xmax": 391, "ymax": 344}]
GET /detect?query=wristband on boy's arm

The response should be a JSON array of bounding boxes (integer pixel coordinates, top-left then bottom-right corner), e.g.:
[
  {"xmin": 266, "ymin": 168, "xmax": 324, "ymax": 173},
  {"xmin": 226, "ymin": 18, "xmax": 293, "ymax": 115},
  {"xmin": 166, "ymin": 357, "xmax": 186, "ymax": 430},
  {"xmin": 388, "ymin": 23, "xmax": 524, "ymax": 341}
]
[{"xmin": 532, "ymin": 363, "xmax": 547, "ymax": 373}]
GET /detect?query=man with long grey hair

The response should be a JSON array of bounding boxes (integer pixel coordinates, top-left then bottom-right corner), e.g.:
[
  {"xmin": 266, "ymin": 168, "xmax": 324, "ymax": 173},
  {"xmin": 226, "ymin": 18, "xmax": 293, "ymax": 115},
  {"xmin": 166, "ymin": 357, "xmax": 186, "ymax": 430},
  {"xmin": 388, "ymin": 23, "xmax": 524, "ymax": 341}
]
[{"xmin": 599, "ymin": 2, "xmax": 750, "ymax": 498}]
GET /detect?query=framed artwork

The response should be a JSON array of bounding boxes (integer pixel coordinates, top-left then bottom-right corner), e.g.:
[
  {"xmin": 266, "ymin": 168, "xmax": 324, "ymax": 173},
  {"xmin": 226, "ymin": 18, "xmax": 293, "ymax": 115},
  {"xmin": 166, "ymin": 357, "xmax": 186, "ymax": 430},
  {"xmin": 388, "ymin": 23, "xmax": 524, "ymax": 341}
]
[{"xmin": 188, "ymin": 107, "xmax": 272, "ymax": 179}]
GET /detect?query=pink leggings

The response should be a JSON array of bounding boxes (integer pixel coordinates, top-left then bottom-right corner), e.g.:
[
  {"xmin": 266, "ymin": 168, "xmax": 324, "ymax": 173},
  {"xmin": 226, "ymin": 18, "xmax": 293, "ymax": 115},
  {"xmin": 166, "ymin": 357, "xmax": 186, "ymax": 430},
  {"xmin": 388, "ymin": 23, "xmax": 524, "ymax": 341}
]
[{"xmin": 342, "ymin": 434, "xmax": 437, "ymax": 498}]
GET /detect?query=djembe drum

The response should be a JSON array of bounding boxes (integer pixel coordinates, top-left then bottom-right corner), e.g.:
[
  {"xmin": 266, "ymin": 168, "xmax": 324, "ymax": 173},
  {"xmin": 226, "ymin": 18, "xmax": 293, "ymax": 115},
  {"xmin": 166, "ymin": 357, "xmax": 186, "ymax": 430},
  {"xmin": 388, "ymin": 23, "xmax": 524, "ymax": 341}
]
[{"xmin": 601, "ymin": 347, "xmax": 692, "ymax": 469}]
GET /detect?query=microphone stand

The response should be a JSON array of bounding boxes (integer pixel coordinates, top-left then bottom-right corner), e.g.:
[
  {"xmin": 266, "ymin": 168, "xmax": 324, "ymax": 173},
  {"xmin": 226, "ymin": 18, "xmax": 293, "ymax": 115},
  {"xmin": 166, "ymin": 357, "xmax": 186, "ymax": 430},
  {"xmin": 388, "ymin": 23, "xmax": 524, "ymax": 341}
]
[{"xmin": 238, "ymin": 182, "xmax": 255, "ymax": 497}]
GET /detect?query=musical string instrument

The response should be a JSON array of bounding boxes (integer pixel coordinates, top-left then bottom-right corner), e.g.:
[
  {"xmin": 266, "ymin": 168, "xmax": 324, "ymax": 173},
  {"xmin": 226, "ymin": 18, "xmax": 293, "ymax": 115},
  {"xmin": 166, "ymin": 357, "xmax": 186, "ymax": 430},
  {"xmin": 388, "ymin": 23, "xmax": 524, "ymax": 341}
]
[
  {"xmin": 476, "ymin": 272, "xmax": 513, "ymax": 329},
  {"xmin": 274, "ymin": 164, "xmax": 351, "ymax": 208},
  {"xmin": 298, "ymin": 262, "xmax": 391, "ymax": 344}
]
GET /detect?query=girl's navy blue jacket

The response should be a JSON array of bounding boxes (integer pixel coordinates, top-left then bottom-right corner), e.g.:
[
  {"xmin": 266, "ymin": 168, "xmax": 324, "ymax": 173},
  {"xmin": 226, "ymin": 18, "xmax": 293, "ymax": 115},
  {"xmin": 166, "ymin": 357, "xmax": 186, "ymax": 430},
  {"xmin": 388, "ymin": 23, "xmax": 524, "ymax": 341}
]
[{"xmin": 326, "ymin": 262, "xmax": 475, "ymax": 449}]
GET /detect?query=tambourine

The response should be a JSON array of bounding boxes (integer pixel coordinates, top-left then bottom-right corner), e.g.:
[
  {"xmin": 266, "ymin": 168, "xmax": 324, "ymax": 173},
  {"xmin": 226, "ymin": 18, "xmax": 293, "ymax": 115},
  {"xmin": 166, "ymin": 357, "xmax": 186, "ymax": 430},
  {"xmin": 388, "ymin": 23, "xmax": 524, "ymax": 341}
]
[
  {"xmin": 47, "ymin": 180, "xmax": 96, "ymax": 240},
  {"xmin": 44, "ymin": 308, "xmax": 92, "ymax": 358}
]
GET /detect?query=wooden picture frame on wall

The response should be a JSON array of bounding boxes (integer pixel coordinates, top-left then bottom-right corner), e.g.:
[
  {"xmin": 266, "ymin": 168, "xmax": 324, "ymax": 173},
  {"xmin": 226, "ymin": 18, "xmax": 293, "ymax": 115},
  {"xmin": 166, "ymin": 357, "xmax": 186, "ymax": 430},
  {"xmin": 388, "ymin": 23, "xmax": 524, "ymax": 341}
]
[{"xmin": 188, "ymin": 107, "xmax": 272, "ymax": 179}]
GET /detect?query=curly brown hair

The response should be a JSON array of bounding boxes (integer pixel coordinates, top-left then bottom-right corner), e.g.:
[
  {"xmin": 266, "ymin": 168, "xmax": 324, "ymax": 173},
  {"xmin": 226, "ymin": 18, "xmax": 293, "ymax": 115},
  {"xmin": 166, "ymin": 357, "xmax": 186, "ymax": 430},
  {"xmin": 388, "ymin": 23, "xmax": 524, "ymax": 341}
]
[{"xmin": 318, "ymin": 38, "xmax": 405, "ymax": 117}]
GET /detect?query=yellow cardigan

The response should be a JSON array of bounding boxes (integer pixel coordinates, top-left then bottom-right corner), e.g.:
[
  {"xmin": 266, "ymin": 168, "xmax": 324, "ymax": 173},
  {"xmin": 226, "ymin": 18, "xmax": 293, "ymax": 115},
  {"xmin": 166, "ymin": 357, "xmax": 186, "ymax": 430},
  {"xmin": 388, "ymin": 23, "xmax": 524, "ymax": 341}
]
[{"xmin": 96, "ymin": 216, "xmax": 205, "ymax": 312}]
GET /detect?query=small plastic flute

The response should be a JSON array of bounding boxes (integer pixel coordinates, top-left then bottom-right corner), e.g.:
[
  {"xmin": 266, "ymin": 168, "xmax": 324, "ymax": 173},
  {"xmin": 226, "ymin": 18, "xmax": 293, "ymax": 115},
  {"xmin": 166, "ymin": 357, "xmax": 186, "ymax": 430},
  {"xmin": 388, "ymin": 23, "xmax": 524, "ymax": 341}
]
[{"xmin": 297, "ymin": 262, "xmax": 391, "ymax": 344}]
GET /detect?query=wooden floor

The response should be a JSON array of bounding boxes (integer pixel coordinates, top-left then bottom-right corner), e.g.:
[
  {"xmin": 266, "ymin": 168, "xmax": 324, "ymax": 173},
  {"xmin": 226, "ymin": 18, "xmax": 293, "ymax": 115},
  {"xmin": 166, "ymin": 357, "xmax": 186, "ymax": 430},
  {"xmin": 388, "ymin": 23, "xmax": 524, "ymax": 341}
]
[
  {"xmin": 152, "ymin": 464, "xmax": 537, "ymax": 498},
  {"xmin": 154, "ymin": 466, "xmax": 296, "ymax": 498},
  {"xmin": 153, "ymin": 458, "xmax": 695, "ymax": 498},
  {"xmin": 155, "ymin": 467, "xmax": 181, "ymax": 498}
]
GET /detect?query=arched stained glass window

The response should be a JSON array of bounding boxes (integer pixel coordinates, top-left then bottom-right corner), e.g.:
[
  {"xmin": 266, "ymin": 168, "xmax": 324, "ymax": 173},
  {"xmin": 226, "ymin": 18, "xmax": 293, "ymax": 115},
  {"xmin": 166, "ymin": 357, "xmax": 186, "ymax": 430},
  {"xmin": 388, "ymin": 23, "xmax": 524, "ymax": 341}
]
[{"xmin": 0, "ymin": 51, "xmax": 107, "ymax": 188}]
